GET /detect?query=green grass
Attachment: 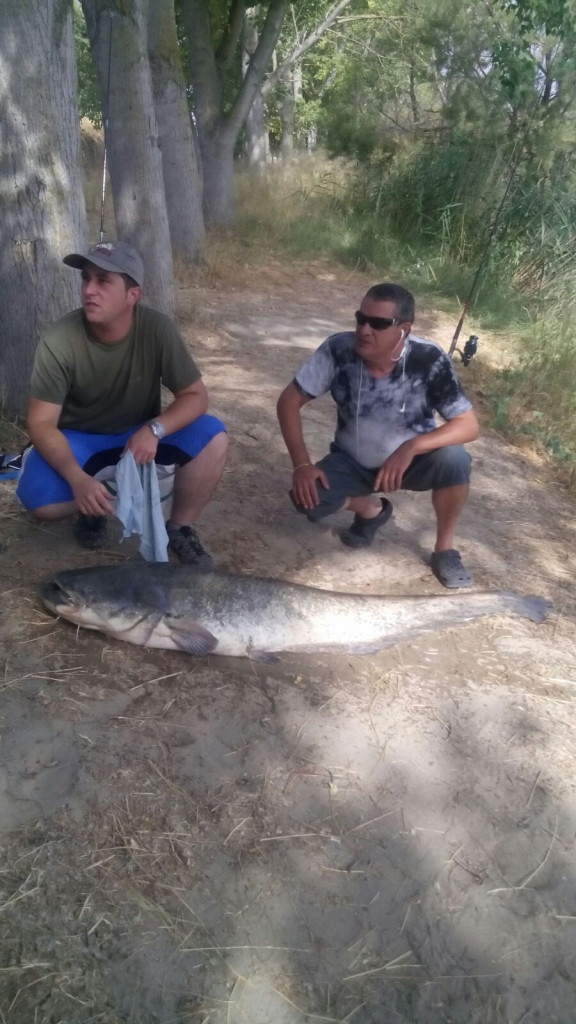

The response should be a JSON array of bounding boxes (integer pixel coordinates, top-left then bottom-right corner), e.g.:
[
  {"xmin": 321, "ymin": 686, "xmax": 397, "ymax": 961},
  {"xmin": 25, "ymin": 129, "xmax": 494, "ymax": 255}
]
[
  {"xmin": 235, "ymin": 152, "xmax": 576, "ymax": 480},
  {"xmin": 0, "ymin": 416, "xmax": 27, "ymax": 453},
  {"xmin": 235, "ymin": 155, "xmax": 533, "ymax": 331}
]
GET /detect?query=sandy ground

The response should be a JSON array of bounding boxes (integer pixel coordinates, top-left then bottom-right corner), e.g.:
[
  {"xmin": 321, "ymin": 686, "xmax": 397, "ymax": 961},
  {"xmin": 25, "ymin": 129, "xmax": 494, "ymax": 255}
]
[{"xmin": 1, "ymin": 258, "xmax": 576, "ymax": 1023}]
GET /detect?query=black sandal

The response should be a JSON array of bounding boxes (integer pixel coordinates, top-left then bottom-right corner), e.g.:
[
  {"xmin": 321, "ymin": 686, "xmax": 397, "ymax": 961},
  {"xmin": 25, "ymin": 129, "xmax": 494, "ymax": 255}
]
[
  {"xmin": 167, "ymin": 524, "xmax": 214, "ymax": 569},
  {"xmin": 73, "ymin": 514, "xmax": 108, "ymax": 550},
  {"xmin": 430, "ymin": 549, "xmax": 472, "ymax": 588},
  {"xmin": 339, "ymin": 499, "xmax": 393, "ymax": 548}
]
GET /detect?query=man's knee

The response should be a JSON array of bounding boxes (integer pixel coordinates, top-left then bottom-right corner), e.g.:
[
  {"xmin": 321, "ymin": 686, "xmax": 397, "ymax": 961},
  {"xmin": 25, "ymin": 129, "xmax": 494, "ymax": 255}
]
[
  {"xmin": 303, "ymin": 486, "xmax": 349, "ymax": 522},
  {"xmin": 302, "ymin": 449, "xmax": 374, "ymax": 521},
  {"xmin": 187, "ymin": 428, "xmax": 228, "ymax": 466},
  {"xmin": 432, "ymin": 445, "xmax": 471, "ymax": 488},
  {"xmin": 206, "ymin": 429, "xmax": 228, "ymax": 459},
  {"xmin": 166, "ymin": 416, "xmax": 227, "ymax": 467},
  {"xmin": 30, "ymin": 503, "xmax": 75, "ymax": 522},
  {"xmin": 404, "ymin": 445, "xmax": 471, "ymax": 491}
]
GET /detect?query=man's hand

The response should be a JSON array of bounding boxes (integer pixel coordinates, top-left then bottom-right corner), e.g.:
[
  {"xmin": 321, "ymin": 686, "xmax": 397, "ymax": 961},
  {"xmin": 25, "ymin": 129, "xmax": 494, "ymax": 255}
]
[
  {"xmin": 292, "ymin": 463, "xmax": 329, "ymax": 509},
  {"xmin": 72, "ymin": 472, "xmax": 116, "ymax": 517},
  {"xmin": 374, "ymin": 440, "xmax": 416, "ymax": 493},
  {"xmin": 124, "ymin": 425, "xmax": 159, "ymax": 464}
]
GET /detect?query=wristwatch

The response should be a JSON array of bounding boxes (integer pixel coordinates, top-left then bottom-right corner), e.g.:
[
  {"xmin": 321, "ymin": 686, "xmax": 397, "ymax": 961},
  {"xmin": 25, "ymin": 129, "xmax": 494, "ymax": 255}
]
[{"xmin": 147, "ymin": 420, "xmax": 165, "ymax": 440}]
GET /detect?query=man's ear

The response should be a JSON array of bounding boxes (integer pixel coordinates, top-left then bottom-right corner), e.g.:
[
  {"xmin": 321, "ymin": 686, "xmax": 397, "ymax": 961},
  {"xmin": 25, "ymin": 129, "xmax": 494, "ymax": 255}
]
[{"xmin": 128, "ymin": 287, "xmax": 142, "ymax": 307}]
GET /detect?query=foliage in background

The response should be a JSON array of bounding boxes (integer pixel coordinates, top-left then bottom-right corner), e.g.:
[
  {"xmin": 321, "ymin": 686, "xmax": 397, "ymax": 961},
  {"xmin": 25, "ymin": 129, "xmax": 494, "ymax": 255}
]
[
  {"xmin": 74, "ymin": 1, "xmax": 101, "ymax": 126},
  {"xmin": 71, "ymin": 0, "xmax": 576, "ymax": 475},
  {"xmin": 235, "ymin": 144, "xmax": 576, "ymax": 478}
]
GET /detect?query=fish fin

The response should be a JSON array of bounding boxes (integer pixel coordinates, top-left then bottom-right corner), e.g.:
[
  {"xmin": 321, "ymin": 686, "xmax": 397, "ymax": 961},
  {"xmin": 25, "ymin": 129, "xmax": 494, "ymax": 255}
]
[
  {"xmin": 285, "ymin": 640, "xmax": 400, "ymax": 656},
  {"xmin": 500, "ymin": 592, "xmax": 553, "ymax": 623},
  {"xmin": 249, "ymin": 650, "xmax": 280, "ymax": 663},
  {"xmin": 293, "ymin": 642, "xmax": 387, "ymax": 655},
  {"xmin": 343, "ymin": 642, "xmax": 388, "ymax": 655},
  {"xmin": 164, "ymin": 616, "xmax": 218, "ymax": 656}
]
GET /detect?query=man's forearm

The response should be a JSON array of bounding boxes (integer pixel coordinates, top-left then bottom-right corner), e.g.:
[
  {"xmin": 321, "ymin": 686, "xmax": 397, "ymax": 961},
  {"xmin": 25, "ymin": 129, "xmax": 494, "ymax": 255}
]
[
  {"xmin": 281, "ymin": 422, "xmax": 312, "ymax": 468},
  {"xmin": 28, "ymin": 425, "xmax": 86, "ymax": 486},
  {"xmin": 155, "ymin": 391, "xmax": 208, "ymax": 435},
  {"xmin": 277, "ymin": 387, "xmax": 313, "ymax": 467},
  {"xmin": 409, "ymin": 412, "xmax": 479, "ymax": 456}
]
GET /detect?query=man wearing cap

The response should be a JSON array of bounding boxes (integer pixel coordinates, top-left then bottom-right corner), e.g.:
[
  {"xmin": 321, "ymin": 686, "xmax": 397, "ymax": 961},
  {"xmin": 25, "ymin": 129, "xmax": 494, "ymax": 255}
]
[{"xmin": 16, "ymin": 241, "xmax": 227, "ymax": 565}]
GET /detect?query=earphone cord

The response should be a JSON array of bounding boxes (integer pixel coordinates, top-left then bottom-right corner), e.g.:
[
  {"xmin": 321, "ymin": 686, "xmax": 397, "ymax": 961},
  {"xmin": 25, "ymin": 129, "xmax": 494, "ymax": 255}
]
[
  {"xmin": 394, "ymin": 330, "xmax": 407, "ymax": 413},
  {"xmin": 357, "ymin": 332, "xmax": 408, "ymax": 457},
  {"xmin": 356, "ymin": 358, "xmax": 363, "ymax": 456},
  {"xmin": 400, "ymin": 345, "xmax": 407, "ymax": 413}
]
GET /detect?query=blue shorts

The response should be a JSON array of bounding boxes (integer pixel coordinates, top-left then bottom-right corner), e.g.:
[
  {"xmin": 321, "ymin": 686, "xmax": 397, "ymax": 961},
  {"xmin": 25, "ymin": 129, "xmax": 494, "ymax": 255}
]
[
  {"xmin": 304, "ymin": 443, "xmax": 472, "ymax": 522},
  {"xmin": 16, "ymin": 415, "xmax": 226, "ymax": 511}
]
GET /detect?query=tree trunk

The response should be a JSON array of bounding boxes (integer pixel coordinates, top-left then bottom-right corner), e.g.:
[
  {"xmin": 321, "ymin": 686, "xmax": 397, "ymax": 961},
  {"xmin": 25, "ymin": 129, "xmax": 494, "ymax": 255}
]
[
  {"xmin": 147, "ymin": 0, "xmax": 205, "ymax": 264},
  {"xmin": 244, "ymin": 90, "xmax": 270, "ymax": 165},
  {"xmin": 243, "ymin": 7, "xmax": 270, "ymax": 167},
  {"xmin": 201, "ymin": 131, "xmax": 238, "ymax": 226},
  {"xmin": 180, "ymin": 0, "xmax": 288, "ymax": 225},
  {"xmin": 82, "ymin": 0, "xmax": 175, "ymax": 314},
  {"xmin": 0, "ymin": 0, "xmax": 87, "ymax": 418},
  {"xmin": 279, "ymin": 64, "xmax": 301, "ymax": 157}
]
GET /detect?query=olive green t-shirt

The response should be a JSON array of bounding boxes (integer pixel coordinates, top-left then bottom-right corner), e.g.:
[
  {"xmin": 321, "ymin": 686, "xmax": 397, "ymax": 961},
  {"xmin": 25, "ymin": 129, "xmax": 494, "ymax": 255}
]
[{"xmin": 30, "ymin": 305, "xmax": 201, "ymax": 433}]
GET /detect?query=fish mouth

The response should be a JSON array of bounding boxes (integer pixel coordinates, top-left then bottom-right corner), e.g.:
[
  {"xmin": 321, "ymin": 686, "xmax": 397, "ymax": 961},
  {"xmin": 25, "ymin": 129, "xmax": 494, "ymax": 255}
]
[
  {"xmin": 41, "ymin": 578, "xmax": 79, "ymax": 616},
  {"xmin": 40, "ymin": 575, "xmax": 151, "ymax": 638}
]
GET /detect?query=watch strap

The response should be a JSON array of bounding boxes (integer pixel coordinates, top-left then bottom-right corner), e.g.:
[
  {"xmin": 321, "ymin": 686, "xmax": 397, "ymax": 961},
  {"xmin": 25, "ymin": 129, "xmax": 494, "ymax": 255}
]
[{"xmin": 147, "ymin": 420, "xmax": 165, "ymax": 440}]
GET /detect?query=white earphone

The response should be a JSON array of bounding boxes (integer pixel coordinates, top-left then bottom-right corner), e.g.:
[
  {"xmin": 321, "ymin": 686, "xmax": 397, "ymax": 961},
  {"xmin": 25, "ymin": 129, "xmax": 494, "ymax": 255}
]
[{"xmin": 398, "ymin": 329, "xmax": 407, "ymax": 413}]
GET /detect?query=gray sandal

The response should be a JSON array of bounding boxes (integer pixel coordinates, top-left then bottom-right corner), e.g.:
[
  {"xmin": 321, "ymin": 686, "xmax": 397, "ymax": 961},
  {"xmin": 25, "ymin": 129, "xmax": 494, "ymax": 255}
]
[{"xmin": 430, "ymin": 549, "xmax": 472, "ymax": 588}]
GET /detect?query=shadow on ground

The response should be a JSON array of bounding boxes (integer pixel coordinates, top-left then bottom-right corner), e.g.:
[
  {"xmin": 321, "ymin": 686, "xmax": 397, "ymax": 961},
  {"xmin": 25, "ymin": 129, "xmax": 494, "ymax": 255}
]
[{"xmin": 1, "ymin": 261, "xmax": 575, "ymax": 1022}]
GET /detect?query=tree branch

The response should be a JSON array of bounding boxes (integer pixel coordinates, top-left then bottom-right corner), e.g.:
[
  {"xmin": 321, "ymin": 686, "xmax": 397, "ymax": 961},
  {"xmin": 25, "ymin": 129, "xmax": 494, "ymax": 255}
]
[
  {"xmin": 337, "ymin": 13, "xmax": 406, "ymax": 21},
  {"xmin": 179, "ymin": 0, "xmax": 222, "ymax": 135},
  {"xmin": 216, "ymin": 0, "xmax": 247, "ymax": 72},
  {"xmin": 225, "ymin": 0, "xmax": 288, "ymax": 137},
  {"xmin": 262, "ymin": 0, "xmax": 353, "ymax": 98}
]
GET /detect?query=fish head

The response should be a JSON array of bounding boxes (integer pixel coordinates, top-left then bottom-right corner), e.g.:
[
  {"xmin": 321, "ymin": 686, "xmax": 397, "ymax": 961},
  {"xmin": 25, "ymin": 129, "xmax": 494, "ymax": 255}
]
[{"xmin": 40, "ymin": 567, "xmax": 157, "ymax": 641}]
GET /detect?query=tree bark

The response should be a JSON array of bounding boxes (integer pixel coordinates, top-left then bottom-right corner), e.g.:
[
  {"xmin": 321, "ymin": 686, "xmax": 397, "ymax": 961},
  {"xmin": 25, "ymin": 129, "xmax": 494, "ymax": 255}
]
[
  {"xmin": 180, "ymin": 0, "xmax": 288, "ymax": 224},
  {"xmin": 0, "ymin": 0, "xmax": 87, "ymax": 418},
  {"xmin": 201, "ymin": 130, "xmax": 238, "ymax": 226},
  {"xmin": 279, "ymin": 64, "xmax": 301, "ymax": 157},
  {"xmin": 82, "ymin": 0, "xmax": 175, "ymax": 314},
  {"xmin": 243, "ymin": 7, "xmax": 270, "ymax": 167},
  {"xmin": 147, "ymin": 0, "xmax": 205, "ymax": 264}
]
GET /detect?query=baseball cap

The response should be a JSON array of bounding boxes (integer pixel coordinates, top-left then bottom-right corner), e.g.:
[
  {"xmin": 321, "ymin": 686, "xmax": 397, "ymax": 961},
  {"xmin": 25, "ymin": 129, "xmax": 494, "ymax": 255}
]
[{"xmin": 63, "ymin": 241, "xmax": 144, "ymax": 287}]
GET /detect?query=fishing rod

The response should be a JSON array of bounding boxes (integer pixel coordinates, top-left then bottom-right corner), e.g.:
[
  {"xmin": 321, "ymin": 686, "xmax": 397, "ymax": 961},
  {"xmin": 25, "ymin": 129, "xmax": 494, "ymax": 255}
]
[
  {"xmin": 99, "ymin": 11, "xmax": 114, "ymax": 243},
  {"xmin": 449, "ymin": 102, "xmax": 540, "ymax": 364}
]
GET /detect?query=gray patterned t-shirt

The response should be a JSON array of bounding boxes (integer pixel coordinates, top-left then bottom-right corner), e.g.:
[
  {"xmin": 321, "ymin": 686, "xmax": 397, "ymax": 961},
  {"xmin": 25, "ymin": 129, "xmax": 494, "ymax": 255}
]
[{"xmin": 294, "ymin": 331, "xmax": 472, "ymax": 470}]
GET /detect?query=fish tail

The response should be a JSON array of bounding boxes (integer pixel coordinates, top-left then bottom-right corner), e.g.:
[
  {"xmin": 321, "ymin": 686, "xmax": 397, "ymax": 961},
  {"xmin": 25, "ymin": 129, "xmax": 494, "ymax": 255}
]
[{"xmin": 500, "ymin": 591, "xmax": 553, "ymax": 623}]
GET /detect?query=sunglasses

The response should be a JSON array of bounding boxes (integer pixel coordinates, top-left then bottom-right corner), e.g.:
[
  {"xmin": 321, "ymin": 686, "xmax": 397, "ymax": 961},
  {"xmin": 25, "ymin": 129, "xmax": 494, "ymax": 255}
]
[{"xmin": 355, "ymin": 310, "xmax": 402, "ymax": 331}]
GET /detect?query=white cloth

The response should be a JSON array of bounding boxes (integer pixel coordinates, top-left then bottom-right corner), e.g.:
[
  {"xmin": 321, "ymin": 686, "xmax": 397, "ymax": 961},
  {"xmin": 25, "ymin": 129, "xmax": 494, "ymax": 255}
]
[{"xmin": 115, "ymin": 451, "xmax": 169, "ymax": 562}]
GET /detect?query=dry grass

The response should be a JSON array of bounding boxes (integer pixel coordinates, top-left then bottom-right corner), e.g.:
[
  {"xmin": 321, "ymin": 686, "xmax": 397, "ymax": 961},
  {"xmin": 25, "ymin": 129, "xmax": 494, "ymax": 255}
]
[{"xmin": 0, "ymin": 417, "xmax": 27, "ymax": 453}]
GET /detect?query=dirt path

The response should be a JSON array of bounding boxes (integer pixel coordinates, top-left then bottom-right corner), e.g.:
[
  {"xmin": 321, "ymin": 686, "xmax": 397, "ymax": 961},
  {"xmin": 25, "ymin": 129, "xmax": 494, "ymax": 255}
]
[{"xmin": 1, "ymin": 258, "xmax": 576, "ymax": 1023}]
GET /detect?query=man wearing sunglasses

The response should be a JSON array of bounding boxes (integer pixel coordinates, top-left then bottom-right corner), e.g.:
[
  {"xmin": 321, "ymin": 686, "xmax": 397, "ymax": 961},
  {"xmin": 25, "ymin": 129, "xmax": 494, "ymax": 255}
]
[{"xmin": 277, "ymin": 282, "xmax": 479, "ymax": 588}]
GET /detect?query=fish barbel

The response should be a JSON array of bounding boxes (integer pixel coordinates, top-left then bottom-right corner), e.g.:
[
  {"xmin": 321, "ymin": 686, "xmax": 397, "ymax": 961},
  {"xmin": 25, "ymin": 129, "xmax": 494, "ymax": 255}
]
[{"xmin": 41, "ymin": 563, "xmax": 551, "ymax": 660}]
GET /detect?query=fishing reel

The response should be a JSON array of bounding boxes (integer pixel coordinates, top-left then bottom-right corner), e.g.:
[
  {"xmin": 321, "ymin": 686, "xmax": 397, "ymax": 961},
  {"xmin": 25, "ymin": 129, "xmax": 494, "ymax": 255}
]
[{"xmin": 454, "ymin": 335, "xmax": 478, "ymax": 367}]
